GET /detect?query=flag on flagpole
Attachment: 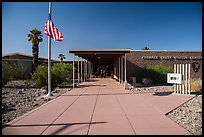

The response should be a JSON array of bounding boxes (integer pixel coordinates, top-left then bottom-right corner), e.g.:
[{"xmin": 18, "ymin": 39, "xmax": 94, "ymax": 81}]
[{"xmin": 44, "ymin": 18, "xmax": 64, "ymax": 42}]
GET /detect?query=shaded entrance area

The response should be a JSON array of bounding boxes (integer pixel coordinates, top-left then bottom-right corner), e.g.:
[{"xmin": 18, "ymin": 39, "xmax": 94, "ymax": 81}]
[
  {"xmin": 69, "ymin": 49, "xmax": 131, "ymax": 88},
  {"xmin": 93, "ymin": 62, "xmax": 111, "ymax": 77}
]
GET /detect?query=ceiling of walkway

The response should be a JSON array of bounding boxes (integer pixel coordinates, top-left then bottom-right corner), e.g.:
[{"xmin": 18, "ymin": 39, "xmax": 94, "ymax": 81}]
[{"xmin": 69, "ymin": 49, "xmax": 131, "ymax": 63}]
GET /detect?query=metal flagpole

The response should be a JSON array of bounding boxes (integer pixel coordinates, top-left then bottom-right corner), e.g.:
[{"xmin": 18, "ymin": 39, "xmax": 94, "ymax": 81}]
[{"xmin": 46, "ymin": 2, "xmax": 52, "ymax": 97}]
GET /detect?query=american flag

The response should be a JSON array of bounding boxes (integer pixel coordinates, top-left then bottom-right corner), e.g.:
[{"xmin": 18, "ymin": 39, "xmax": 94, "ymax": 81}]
[{"xmin": 44, "ymin": 18, "xmax": 64, "ymax": 42}]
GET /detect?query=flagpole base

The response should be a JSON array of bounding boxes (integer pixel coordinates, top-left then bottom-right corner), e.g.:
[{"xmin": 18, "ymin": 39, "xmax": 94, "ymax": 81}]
[
  {"xmin": 40, "ymin": 92, "xmax": 55, "ymax": 100},
  {"xmin": 46, "ymin": 92, "xmax": 53, "ymax": 97}
]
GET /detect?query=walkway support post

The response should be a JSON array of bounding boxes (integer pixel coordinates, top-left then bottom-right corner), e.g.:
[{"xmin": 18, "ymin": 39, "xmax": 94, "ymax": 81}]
[
  {"xmin": 91, "ymin": 62, "xmax": 93, "ymax": 78},
  {"xmin": 124, "ymin": 53, "xmax": 127, "ymax": 89},
  {"xmin": 78, "ymin": 56, "xmax": 80, "ymax": 85},
  {"xmin": 88, "ymin": 61, "xmax": 91, "ymax": 79},
  {"xmin": 81, "ymin": 57, "xmax": 83, "ymax": 82},
  {"xmin": 121, "ymin": 56, "xmax": 123, "ymax": 83},
  {"xmin": 87, "ymin": 61, "xmax": 88, "ymax": 79},
  {"xmin": 86, "ymin": 60, "xmax": 88, "ymax": 79},
  {"xmin": 119, "ymin": 57, "xmax": 120, "ymax": 83},
  {"xmin": 73, "ymin": 54, "xmax": 75, "ymax": 89},
  {"xmin": 84, "ymin": 59, "xmax": 86, "ymax": 82},
  {"xmin": 188, "ymin": 64, "xmax": 191, "ymax": 94},
  {"xmin": 86, "ymin": 60, "xmax": 88, "ymax": 80}
]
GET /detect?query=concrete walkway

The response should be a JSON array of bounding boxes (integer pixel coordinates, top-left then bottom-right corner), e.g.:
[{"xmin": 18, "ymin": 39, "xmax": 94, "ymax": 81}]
[{"xmin": 2, "ymin": 78, "xmax": 194, "ymax": 135}]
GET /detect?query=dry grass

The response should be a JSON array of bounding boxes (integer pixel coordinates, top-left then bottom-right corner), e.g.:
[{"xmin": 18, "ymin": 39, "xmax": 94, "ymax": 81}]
[{"xmin": 191, "ymin": 78, "xmax": 202, "ymax": 92}]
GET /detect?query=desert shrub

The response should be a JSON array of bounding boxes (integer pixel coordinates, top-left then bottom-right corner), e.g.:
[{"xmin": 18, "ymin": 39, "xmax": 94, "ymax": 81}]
[
  {"xmin": 2, "ymin": 61, "xmax": 25, "ymax": 86},
  {"xmin": 191, "ymin": 78, "xmax": 202, "ymax": 92},
  {"xmin": 51, "ymin": 62, "xmax": 73, "ymax": 86},
  {"xmin": 31, "ymin": 64, "xmax": 48, "ymax": 88},
  {"xmin": 198, "ymin": 100, "xmax": 202, "ymax": 109},
  {"xmin": 31, "ymin": 63, "xmax": 73, "ymax": 88},
  {"xmin": 139, "ymin": 63, "xmax": 173, "ymax": 84}
]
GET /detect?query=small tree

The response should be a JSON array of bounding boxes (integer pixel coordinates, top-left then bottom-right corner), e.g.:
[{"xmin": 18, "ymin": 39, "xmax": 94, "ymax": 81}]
[
  {"xmin": 141, "ymin": 46, "xmax": 150, "ymax": 50},
  {"xmin": 58, "ymin": 54, "xmax": 66, "ymax": 62}
]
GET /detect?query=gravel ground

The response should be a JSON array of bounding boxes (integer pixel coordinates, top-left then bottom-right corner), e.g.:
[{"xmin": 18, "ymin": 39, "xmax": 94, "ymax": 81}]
[
  {"xmin": 166, "ymin": 95, "xmax": 202, "ymax": 135},
  {"xmin": 2, "ymin": 80, "xmax": 202, "ymax": 135},
  {"xmin": 2, "ymin": 80, "xmax": 72, "ymax": 125}
]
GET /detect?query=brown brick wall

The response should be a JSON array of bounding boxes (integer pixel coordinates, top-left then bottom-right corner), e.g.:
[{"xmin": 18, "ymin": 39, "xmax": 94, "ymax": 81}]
[{"xmin": 126, "ymin": 51, "xmax": 202, "ymax": 83}]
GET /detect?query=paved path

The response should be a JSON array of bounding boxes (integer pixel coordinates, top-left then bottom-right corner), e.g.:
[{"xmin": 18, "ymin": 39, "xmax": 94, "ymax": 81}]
[{"xmin": 2, "ymin": 78, "xmax": 194, "ymax": 135}]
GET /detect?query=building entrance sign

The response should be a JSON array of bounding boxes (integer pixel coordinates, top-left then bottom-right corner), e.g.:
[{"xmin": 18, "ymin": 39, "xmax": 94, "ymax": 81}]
[
  {"xmin": 167, "ymin": 73, "xmax": 182, "ymax": 84},
  {"xmin": 142, "ymin": 56, "xmax": 202, "ymax": 60}
]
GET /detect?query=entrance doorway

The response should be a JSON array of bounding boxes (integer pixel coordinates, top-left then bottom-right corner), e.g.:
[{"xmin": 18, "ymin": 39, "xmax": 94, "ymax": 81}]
[{"xmin": 93, "ymin": 62, "xmax": 112, "ymax": 77}]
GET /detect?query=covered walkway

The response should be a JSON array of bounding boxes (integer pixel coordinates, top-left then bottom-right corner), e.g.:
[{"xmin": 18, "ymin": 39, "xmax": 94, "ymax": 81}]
[
  {"xmin": 2, "ymin": 78, "xmax": 194, "ymax": 135},
  {"xmin": 69, "ymin": 49, "xmax": 131, "ymax": 89}
]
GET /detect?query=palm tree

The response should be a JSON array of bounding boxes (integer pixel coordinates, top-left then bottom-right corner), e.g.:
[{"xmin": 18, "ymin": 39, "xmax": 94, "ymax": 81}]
[
  {"xmin": 141, "ymin": 46, "xmax": 150, "ymax": 50},
  {"xmin": 58, "ymin": 54, "xmax": 66, "ymax": 62},
  {"xmin": 27, "ymin": 28, "xmax": 43, "ymax": 72}
]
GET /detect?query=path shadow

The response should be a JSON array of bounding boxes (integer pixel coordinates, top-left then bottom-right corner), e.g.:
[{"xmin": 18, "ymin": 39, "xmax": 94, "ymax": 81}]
[
  {"xmin": 153, "ymin": 91, "xmax": 173, "ymax": 96},
  {"xmin": 58, "ymin": 85, "xmax": 73, "ymax": 88},
  {"xmin": 77, "ymin": 84, "xmax": 107, "ymax": 88},
  {"xmin": 61, "ymin": 92, "xmax": 136, "ymax": 97},
  {"xmin": 190, "ymin": 91, "xmax": 202, "ymax": 95},
  {"xmin": 86, "ymin": 79, "xmax": 99, "ymax": 82},
  {"xmin": 2, "ymin": 121, "xmax": 107, "ymax": 135}
]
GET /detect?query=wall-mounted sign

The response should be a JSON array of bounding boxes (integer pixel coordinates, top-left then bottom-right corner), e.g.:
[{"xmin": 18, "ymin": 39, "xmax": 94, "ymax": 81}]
[
  {"xmin": 141, "ymin": 56, "xmax": 160, "ymax": 60},
  {"xmin": 192, "ymin": 62, "xmax": 200, "ymax": 72},
  {"xmin": 167, "ymin": 73, "xmax": 182, "ymax": 84},
  {"xmin": 142, "ymin": 56, "xmax": 202, "ymax": 60},
  {"xmin": 189, "ymin": 56, "xmax": 202, "ymax": 60},
  {"xmin": 174, "ymin": 56, "xmax": 189, "ymax": 60},
  {"xmin": 160, "ymin": 56, "xmax": 174, "ymax": 60}
]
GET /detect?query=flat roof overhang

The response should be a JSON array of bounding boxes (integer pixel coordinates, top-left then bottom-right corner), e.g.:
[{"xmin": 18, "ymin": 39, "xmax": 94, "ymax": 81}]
[{"xmin": 69, "ymin": 49, "xmax": 131, "ymax": 63}]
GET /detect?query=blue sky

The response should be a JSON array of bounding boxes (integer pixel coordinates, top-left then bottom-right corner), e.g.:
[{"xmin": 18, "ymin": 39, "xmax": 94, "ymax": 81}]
[{"xmin": 2, "ymin": 2, "xmax": 202, "ymax": 61}]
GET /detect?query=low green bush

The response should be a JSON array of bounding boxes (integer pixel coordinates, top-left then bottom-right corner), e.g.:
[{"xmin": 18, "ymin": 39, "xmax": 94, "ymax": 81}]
[
  {"xmin": 139, "ymin": 63, "xmax": 173, "ymax": 84},
  {"xmin": 31, "ymin": 64, "xmax": 48, "ymax": 88},
  {"xmin": 51, "ymin": 62, "xmax": 73, "ymax": 86},
  {"xmin": 2, "ymin": 61, "xmax": 25, "ymax": 86},
  {"xmin": 31, "ymin": 63, "xmax": 73, "ymax": 88}
]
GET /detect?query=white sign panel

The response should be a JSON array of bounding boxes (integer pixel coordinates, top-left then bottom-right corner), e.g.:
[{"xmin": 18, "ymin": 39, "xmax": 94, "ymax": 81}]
[{"xmin": 167, "ymin": 73, "xmax": 182, "ymax": 84}]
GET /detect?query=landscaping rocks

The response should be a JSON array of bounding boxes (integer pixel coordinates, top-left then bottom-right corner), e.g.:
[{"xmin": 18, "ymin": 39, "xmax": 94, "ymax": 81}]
[
  {"xmin": 2, "ymin": 80, "xmax": 71, "ymax": 125},
  {"xmin": 131, "ymin": 84, "xmax": 174, "ymax": 93},
  {"xmin": 166, "ymin": 95, "xmax": 202, "ymax": 135}
]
